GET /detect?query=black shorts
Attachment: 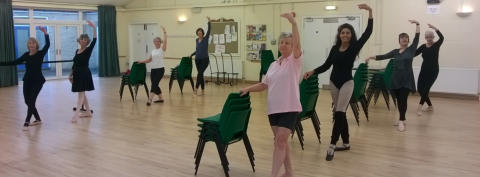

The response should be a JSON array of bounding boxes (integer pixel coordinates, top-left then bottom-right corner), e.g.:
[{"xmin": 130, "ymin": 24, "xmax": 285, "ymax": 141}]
[{"xmin": 268, "ymin": 112, "xmax": 299, "ymax": 131}]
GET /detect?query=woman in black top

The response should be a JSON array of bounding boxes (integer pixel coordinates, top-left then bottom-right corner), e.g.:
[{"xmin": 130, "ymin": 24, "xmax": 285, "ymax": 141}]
[
  {"xmin": 190, "ymin": 16, "xmax": 211, "ymax": 96},
  {"xmin": 70, "ymin": 21, "xmax": 97, "ymax": 123},
  {"xmin": 366, "ymin": 20, "xmax": 421, "ymax": 132},
  {"xmin": 414, "ymin": 24, "xmax": 444, "ymax": 115},
  {"xmin": 303, "ymin": 4, "xmax": 373, "ymax": 161},
  {"xmin": 0, "ymin": 27, "xmax": 49, "ymax": 130}
]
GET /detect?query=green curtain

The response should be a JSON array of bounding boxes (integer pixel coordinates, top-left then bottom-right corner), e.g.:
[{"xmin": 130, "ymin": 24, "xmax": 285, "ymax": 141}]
[
  {"xmin": 0, "ymin": 0, "xmax": 18, "ymax": 87},
  {"xmin": 98, "ymin": 5, "xmax": 120, "ymax": 77}
]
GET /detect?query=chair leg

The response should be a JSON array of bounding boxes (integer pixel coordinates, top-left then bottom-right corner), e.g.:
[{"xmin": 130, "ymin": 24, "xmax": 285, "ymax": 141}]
[
  {"xmin": 127, "ymin": 83, "xmax": 135, "ymax": 102},
  {"xmin": 119, "ymin": 82, "xmax": 125, "ymax": 101},
  {"xmin": 214, "ymin": 139, "xmax": 230, "ymax": 177},
  {"xmin": 134, "ymin": 85, "xmax": 139, "ymax": 100},
  {"xmin": 360, "ymin": 96, "xmax": 369, "ymax": 120},
  {"xmin": 382, "ymin": 90, "xmax": 390, "ymax": 110},
  {"xmin": 194, "ymin": 138, "xmax": 206, "ymax": 175},
  {"xmin": 169, "ymin": 76, "xmax": 174, "ymax": 93},
  {"xmin": 189, "ymin": 78, "xmax": 195, "ymax": 91},
  {"xmin": 295, "ymin": 124, "xmax": 305, "ymax": 150},
  {"xmin": 144, "ymin": 84, "xmax": 149, "ymax": 99},
  {"xmin": 178, "ymin": 79, "xmax": 185, "ymax": 94},
  {"xmin": 311, "ymin": 112, "xmax": 321, "ymax": 143},
  {"xmin": 243, "ymin": 135, "xmax": 256, "ymax": 172},
  {"xmin": 350, "ymin": 102, "xmax": 360, "ymax": 126}
]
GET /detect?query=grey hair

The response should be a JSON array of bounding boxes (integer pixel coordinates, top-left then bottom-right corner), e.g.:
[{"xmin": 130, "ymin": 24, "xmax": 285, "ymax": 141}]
[
  {"xmin": 278, "ymin": 32, "xmax": 293, "ymax": 42},
  {"xmin": 77, "ymin": 34, "xmax": 91, "ymax": 44},
  {"xmin": 153, "ymin": 37, "xmax": 163, "ymax": 43},
  {"xmin": 425, "ymin": 30, "xmax": 435, "ymax": 37}
]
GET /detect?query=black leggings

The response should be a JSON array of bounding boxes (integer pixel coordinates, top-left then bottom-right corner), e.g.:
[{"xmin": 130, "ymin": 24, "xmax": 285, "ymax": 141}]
[
  {"xmin": 195, "ymin": 59, "xmax": 209, "ymax": 90},
  {"xmin": 330, "ymin": 111, "xmax": 349, "ymax": 145},
  {"xmin": 23, "ymin": 81, "xmax": 44, "ymax": 123},
  {"xmin": 150, "ymin": 68, "xmax": 165, "ymax": 95},
  {"xmin": 418, "ymin": 69, "xmax": 438, "ymax": 106},
  {"xmin": 393, "ymin": 88, "xmax": 410, "ymax": 121}
]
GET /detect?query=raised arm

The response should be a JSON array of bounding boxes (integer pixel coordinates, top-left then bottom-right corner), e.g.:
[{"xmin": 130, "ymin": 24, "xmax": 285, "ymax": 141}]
[
  {"xmin": 354, "ymin": 4, "xmax": 373, "ymax": 52},
  {"xmin": 38, "ymin": 26, "xmax": 50, "ymax": 54},
  {"xmin": 204, "ymin": 16, "xmax": 211, "ymax": 39},
  {"xmin": 280, "ymin": 12, "xmax": 302, "ymax": 59},
  {"xmin": 408, "ymin": 20, "xmax": 420, "ymax": 49},
  {"xmin": 161, "ymin": 26, "xmax": 167, "ymax": 51},
  {"xmin": 88, "ymin": 21, "xmax": 97, "ymax": 39},
  {"xmin": 428, "ymin": 24, "xmax": 444, "ymax": 47}
]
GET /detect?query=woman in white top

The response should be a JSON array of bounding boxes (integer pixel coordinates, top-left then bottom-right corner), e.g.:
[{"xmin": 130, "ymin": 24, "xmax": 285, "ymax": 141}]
[{"xmin": 138, "ymin": 26, "xmax": 167, "ymax": 105}]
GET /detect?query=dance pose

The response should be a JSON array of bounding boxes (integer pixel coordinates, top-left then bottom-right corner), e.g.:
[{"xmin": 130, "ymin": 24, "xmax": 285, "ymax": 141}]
[
  {"xmin": 70, "ymin": 21, "xmax": 97, "ymax": 122},
  {"xmin": 304, "ymin": 4, "xmax": 373, "ymax": 161},
  {"xmin": 137, "ymin": 26, "xmax": 167, "ymax": 106},
  {"xmin": 0, "ymin": 26, "xmax": 49, "ymax": 130},
  {"xmin": 414, "ymin": 24, "xmax": 444, "ymax": 115},
  {"xmin": 190, "ymin": 16, "xmax": 211, "ymax": 96},
  {"xmin": 240, "ymin": 12, "xmax": 301, "ymax": 177},
  {"xmin": 366, "ymin": 20, "xmax": 421, "ymax": 132}
]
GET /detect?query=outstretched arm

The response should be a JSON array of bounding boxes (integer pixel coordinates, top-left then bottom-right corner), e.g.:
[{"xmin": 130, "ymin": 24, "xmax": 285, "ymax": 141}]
[
  {"xmin": 204, "ymin": 16, "xmax": 211, "ymax": 39},
  {"xmin": 354, "ymin": 4, "xmax": 373, "ymax": 52},
  {"xmin": 280, "ymin": 12, "xmax": 302, "ymax": 59},
  {"xmin": 239, "ymin": 83, "xmax": 268, "ymax": 96},
  {"xmin": 428, "ymin": 24, "xmax": 444, "ymax": 47}
]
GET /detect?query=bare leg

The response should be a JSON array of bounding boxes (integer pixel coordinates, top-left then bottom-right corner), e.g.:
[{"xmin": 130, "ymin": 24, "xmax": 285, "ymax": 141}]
[
  {"xmin": 72, "ymin": 92, "xmax": 85, "ymax": 122},
  {"xmin": 80, "ymin": 93, "xmax": 92, "ymax": 117},
  {"xmin": 271, "ymin": 127, "xmax": 291, "ymax": 177}
]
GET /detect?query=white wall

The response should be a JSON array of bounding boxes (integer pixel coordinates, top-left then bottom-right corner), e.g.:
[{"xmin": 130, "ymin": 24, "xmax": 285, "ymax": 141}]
[{"xmin": 11, "ymin": 0, "xmax": 480, "ymax": 94}]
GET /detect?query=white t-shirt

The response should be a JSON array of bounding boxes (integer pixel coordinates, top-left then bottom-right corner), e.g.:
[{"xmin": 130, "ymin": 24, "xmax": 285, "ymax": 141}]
[{"xmin": 150, "ymin": 48, "xmax": 165, "ymax": 69}]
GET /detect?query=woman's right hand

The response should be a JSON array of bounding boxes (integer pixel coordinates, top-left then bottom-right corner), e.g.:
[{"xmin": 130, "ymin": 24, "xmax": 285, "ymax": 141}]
[
  {"xmin": 239, "ymin": 88, "xmax": 249, "ymax": 96},
  {"xmin": 303, "ymin": 70, "xmax": 314, "ymax": 80}
]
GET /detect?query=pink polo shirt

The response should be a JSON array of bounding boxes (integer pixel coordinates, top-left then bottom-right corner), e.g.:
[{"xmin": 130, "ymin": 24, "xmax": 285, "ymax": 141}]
[{"xmin": 262, "ymin": 52, "xmax": 303, "ymax": 115}]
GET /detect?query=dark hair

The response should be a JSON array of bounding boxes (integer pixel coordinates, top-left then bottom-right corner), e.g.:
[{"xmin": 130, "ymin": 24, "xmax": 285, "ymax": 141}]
[
  {"xmin": 196, "ymin": 28, "xmax": 204, "ymax": 36},
  {"xmin": 398, "ymin": 33, "xmax": 409, "ymax": 42},
  {"xmin": 335, "ymin": 23, "xmax": 357, "ymax": 47}
]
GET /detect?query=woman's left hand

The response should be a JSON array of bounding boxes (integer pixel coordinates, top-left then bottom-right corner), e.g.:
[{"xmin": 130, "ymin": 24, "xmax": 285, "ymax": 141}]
[{"xmin": 280, "ymin": 12, "xmax": 296, "ymax": 24}]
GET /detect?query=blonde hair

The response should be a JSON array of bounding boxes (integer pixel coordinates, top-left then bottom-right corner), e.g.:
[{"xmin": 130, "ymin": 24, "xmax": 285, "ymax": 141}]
[
  {"xmin": 153, "ymin": 37, "xmax": 163, "ymax": 43},
  {"xmin": 27, "ymin": 37, "xmax": 39, "ymax": 50},
  {"xmin": 77, "ymin": 34, "xmax": 91, "ymax": 44},
  {"xmin": 425, "ymin": 30, "xmax": 435, "ymax": 37}
]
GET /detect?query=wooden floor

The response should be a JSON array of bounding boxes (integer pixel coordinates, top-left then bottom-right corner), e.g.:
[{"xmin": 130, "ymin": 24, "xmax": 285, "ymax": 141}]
[{"xmin": 1, "ymin": 77, "xmax": 479, "ymax": 177}]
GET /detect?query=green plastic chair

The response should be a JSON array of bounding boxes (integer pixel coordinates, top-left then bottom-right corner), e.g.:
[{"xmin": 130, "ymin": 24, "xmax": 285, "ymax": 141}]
[
  {"xmin": 194, "ymin": 93, "xmax": 255, "ymax": 177},
  {"xmin": 293, "ymin": 75, "xmax": 321, "ymax": 150},
  {"xmin": 350, "ymin": 63, "xmax": 369, "ymax": 125},
  {"xmin": 259, "ymin": 50, "xmax": 275, "ymax": 82},
  {"xmin": 366, "ymin": 60, "xmax": 395, "ymax": 110},
  {"xmin": 169, "ymin": 57, "xmax": 194, "ymax": 94},
  {"xmin": 119, "ymin": 62, "xmax": 149, "ymax": 102}
]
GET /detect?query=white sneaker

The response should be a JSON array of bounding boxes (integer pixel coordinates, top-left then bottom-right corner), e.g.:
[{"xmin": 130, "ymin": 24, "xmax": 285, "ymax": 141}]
[
  {"xmin": 398, "ymin": 121, "xmax": 405, "ymax": 132},
  {"xmin": 416, "ymin": 104, "xmax": 423, "ymax": 116}
]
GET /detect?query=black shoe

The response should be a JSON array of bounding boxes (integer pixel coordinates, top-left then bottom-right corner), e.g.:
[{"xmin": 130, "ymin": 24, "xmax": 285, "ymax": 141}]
[
  {"xmin": 335, "ymin": 144, "xmax": 351, "ymax": 151},
  {"xmin": 146, "ymin": 102, "xmax": 151, "ymax": 106},
  {"xmin": 326, "ymin": 152, "xmax": 334, "ymax": 161},
  {"xmin": 153, "ymin": 99, "xmax": 164, "ymax": 103}
]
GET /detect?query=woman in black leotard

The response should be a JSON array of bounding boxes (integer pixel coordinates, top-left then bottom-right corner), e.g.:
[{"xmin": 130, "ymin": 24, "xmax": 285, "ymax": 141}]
[
  {"xmin": 414, "ymin": 24, "xmax": 444, "ymax": 115},
  {"xmin": 0, "ymin": 27, "xmax": 49, "ymax": 130},
  {"xmin": 303, "ymin": 4, "xmax": 373, "ymax": 161},
  {"xmin": 70, "ymin": 21, "xmax": 97, "ymax": 123}
]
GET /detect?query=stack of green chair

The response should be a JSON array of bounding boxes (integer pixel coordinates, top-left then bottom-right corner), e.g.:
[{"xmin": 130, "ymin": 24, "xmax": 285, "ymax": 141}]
[
  {"xmin": 366, "ymin": 60, "xmax": 395, "ymax": 109},
  {"xmin": 169, "ymin": 57, "xmax": 194, "ymax": 94},
  {"xmin": 350, "ymin": 63, "xmax": 369, "ymax": 125},
  {"xmin": 119, "ymin": 62, "xmax": 149, "ymax": 102},
  {"xmin": 259, "ymin": 50, "xmax": 275, "ymax": 82},
  {"xmin": 294, "ymin": 75, "xmax": 321, "ymax": 150},
  {"xmin": 194, "ymin": 93, "xmax": 255, "ymax": 177}
]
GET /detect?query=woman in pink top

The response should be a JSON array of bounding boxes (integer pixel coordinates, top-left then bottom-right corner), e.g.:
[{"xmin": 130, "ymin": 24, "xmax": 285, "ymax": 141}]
[{"xmin": 240, "ymin": 12, "xmax": 302, "ymax": 177}]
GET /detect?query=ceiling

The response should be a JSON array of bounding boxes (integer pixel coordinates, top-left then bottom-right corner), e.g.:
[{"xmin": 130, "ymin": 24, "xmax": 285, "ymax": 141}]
[{"xmin": 13, "ymin": 0, "xmax": 133, "ymax": 6}]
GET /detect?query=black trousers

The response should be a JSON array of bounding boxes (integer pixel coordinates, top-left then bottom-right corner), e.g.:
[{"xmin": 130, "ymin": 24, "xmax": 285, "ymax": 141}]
[
  {"xmin": 150, "ymin": 68, "xmax": 165, "ymax": 95},
  {"xmin": 330, "ymin": 111, "xmax": 349, "ymax": 145},
  {"xmin": 195, "ymin": 59, "xmax": 209, "ymax": 90},
  {"xmin": 393, "ymin": 87, "xmax": 410, "ymax": 121},
  {"xmin": 418, "ymin": 69, "xmax": 438, "ymax": 106},
  {"xmin": 23, "ymin": 81, "xmax": 44, "ymax": 123}
]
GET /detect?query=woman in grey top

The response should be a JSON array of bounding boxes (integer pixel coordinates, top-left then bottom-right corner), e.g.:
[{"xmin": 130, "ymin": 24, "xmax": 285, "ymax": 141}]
[{"xmin": 366, "ymin": 20, "xmax": 420, "ymax": 132}]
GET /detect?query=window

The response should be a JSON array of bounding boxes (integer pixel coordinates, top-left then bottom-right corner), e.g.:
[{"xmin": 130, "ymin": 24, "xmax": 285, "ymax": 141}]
[
  {"xmin": 13, "ymin": 8, "xmax": 29, "ymax": 19},
  {"xmin": 33, "ymin": 9, "xmax": 79, "ymax": 21}
]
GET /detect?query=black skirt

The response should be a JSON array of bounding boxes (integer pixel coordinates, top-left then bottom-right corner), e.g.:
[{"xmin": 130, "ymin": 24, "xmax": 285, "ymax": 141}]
[{"xmin": 71, "ymin": 67, "xmax": 94, "ymax": 92}]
